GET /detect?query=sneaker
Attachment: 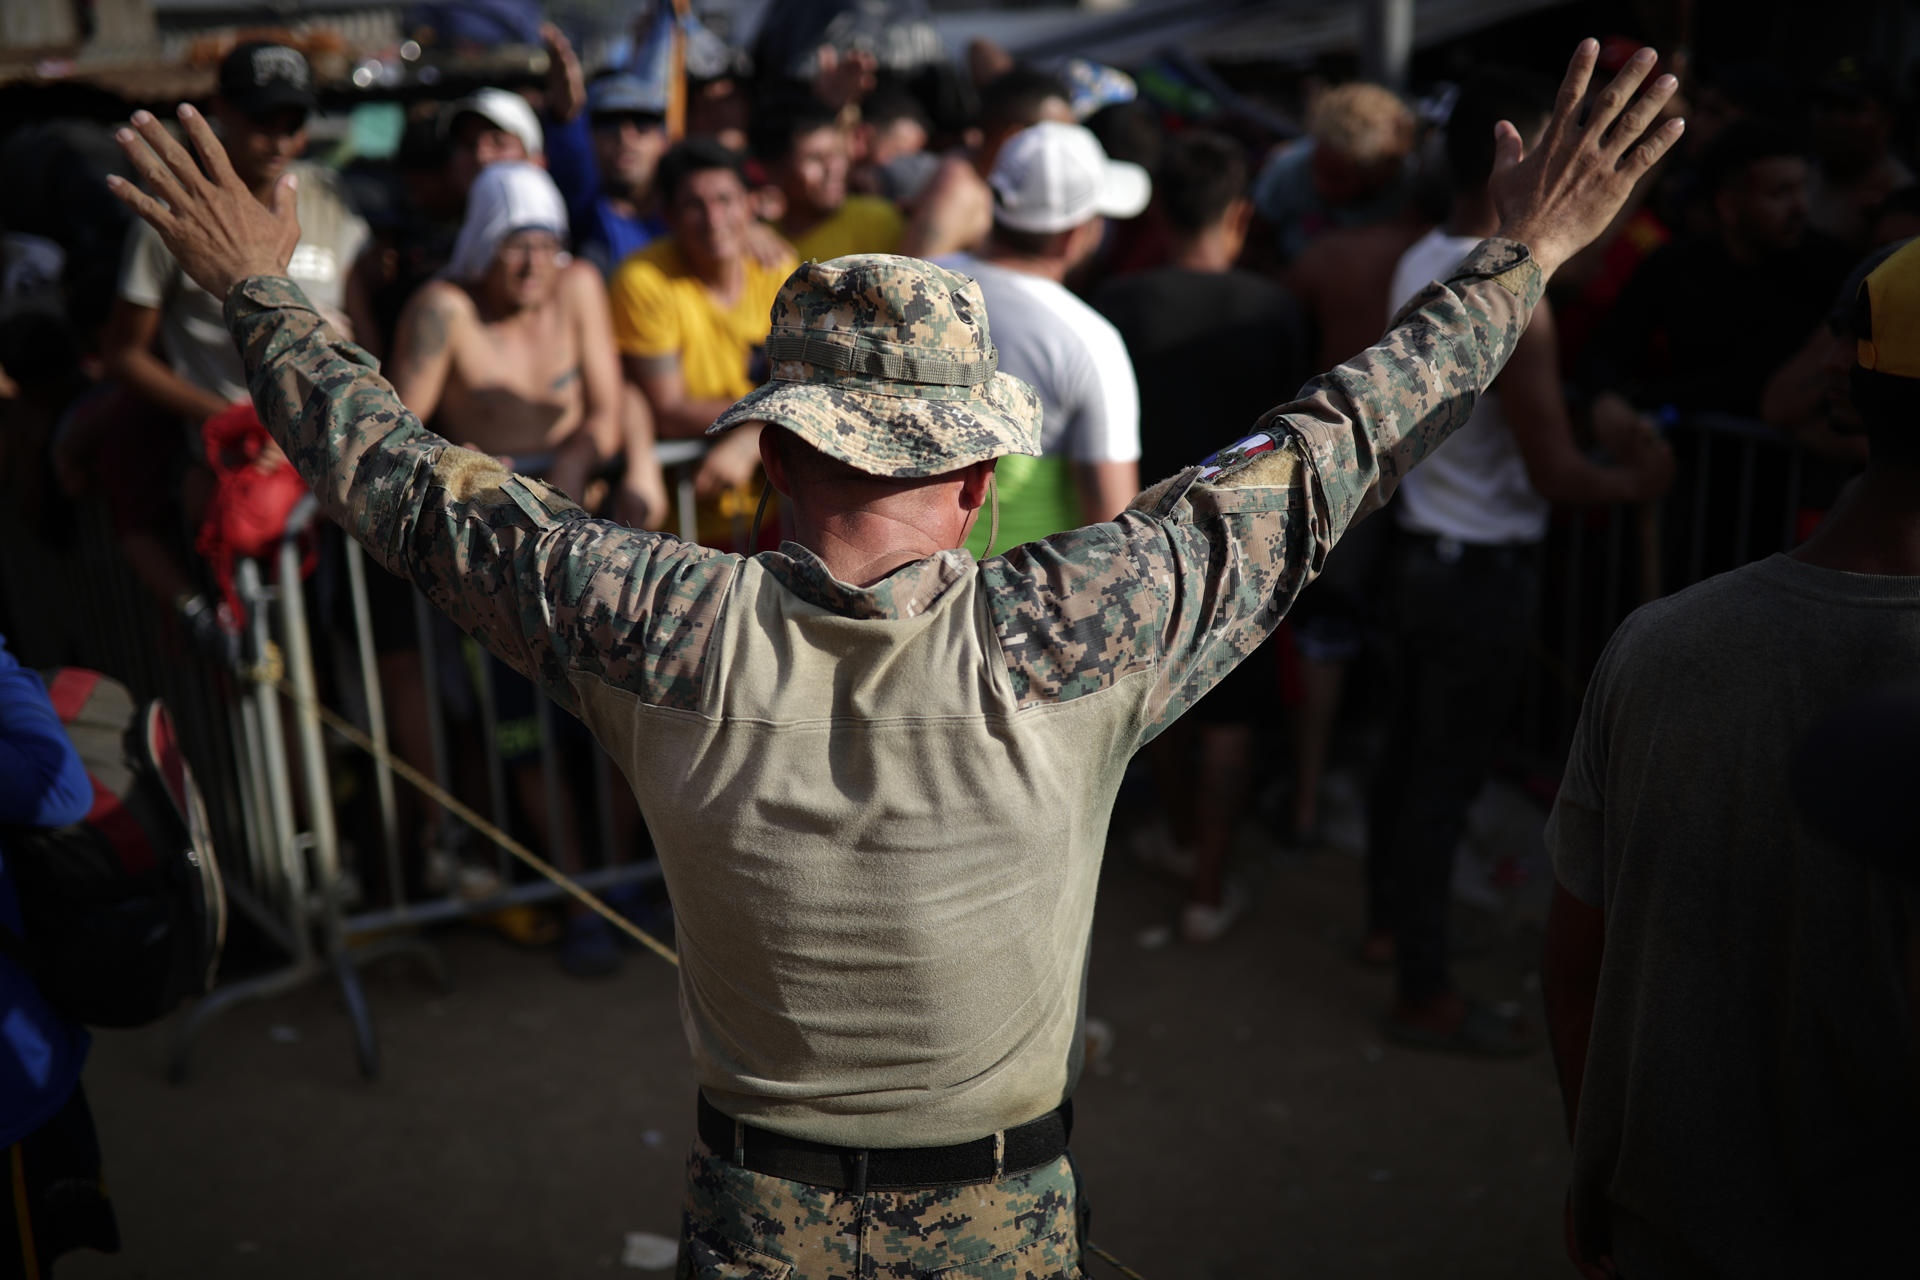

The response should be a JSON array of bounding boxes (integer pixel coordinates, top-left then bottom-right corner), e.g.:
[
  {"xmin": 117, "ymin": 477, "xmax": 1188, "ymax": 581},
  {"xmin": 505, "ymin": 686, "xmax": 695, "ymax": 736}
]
[
  {"xmin": 558, "ymin": 913, "xmax": 623, "ymax": 979},
  {"xmin": 1179, "ymin": 883, "xmax": 1249, "ymax": 944},
  {"xmin": 478, "ymin": 902, "xmax": 561, "ymax": 947}
]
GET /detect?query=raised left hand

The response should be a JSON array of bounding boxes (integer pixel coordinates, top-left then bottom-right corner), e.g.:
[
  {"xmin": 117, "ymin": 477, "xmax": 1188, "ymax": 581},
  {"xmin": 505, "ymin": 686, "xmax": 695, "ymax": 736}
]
[
  {"xmin": 106, "ymin": 105, "xmax": 301, "ymax": 301},
  {"xmin": 542, "ymin": 23, "xmax": 586, "ymax": 125}
]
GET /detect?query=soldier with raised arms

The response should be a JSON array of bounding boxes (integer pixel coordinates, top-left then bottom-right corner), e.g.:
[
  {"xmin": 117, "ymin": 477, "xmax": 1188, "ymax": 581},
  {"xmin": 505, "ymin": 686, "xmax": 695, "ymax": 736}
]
[{"xmin": 105, "ymin": 41, "xmax": 1680, "ymax": 1278}]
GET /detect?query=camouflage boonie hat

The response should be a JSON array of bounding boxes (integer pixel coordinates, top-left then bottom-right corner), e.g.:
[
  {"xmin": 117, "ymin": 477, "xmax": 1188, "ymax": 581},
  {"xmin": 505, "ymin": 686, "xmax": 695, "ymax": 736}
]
[{"xmin": 707, "ymin": 255, "xmax": 1042, "ymax": 478}]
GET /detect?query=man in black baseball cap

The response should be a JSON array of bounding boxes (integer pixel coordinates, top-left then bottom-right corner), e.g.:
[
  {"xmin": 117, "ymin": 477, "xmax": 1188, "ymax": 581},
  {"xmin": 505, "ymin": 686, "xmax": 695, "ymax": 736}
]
[
  {"xmin": 106, "ymin": 37, "xmax": 369, "ymax": 450},
  {"xmin": 211, "ymin": 42, "xmax": 316, "ymax": 197},
  {"xmin": 218, "ymin": 41, "xmax": 318, "ymax": 115}
]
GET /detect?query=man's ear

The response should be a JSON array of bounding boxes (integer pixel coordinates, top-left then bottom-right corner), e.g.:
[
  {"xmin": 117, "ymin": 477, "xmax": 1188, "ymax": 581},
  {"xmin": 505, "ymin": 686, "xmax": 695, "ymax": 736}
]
[
  {"xmin": 1225, "ymin": 197, "xmax": 1254, "ymax": 239},
  {"xmin": 757, "ymin": 425, "xmax": 792, "ymax": 496},
  {"xmin": 958, "ymin": 457, "xmax": 995, "ymax": 510},
  {"xmin": 1220, "ymin": 197, "xmax": 1255, "ymax": 257}
]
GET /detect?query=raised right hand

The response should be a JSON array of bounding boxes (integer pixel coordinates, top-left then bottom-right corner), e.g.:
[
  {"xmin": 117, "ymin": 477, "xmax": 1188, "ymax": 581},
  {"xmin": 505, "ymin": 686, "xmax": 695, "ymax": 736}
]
[
  {"xmin": 106, "ymin": 106, "xmax": 301, "ymax": 301},
  {"xmin": 1490, "ymin": 40, "xmax": 1684, "ymax": 278}
]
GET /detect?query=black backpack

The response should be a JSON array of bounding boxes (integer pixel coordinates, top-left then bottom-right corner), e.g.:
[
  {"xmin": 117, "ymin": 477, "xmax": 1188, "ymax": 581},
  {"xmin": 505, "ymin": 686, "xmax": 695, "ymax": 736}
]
[{"xmin": 1, "ymin": 669, "xmax": 227, "ymax": 1027}]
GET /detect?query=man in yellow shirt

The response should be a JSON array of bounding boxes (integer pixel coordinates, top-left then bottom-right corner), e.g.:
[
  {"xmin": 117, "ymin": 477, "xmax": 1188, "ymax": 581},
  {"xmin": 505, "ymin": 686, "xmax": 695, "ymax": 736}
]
[
  {"xmin": 609, "ymin": 140, "xmax": 796, "ymax": 512},
  {"xmin": 752, "ymin": 96, "xmax": 905, "ymax": 264}
]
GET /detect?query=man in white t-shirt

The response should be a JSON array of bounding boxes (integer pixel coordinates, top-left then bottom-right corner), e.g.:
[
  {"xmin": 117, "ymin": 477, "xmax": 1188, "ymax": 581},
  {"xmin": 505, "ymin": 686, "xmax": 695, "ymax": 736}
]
[
  {"xmin": 105, "ymin": 41, "xmax": 371, "ymax": 433},
  {"xmin": 939, "ymin": 121, "xmax": 1147, "ymax": 555},
  {"xmin": 1362, "ymin": 70, "xmax": 1673, "ymax": 1054}
]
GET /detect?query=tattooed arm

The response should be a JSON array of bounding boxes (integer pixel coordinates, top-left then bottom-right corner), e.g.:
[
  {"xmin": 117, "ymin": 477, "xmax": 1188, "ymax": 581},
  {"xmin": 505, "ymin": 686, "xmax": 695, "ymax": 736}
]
[
  {"xmin": 548, "ymin": 260, "xmax": 622, "ymax": 503},
  {"xmin": 387, "ymin": 281, "xmax": 465, "ymax": 423}
]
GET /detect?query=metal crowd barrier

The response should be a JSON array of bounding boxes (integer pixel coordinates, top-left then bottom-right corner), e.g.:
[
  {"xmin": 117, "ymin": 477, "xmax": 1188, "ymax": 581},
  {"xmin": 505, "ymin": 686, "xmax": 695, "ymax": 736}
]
[
  {"xmin": 187, "ymin": 438, "xmax": 750, "ymax": 1078},
  {"xmin": 0, "ymin": 497, "xmax": 318, "ymax": 1077},
  {"xmin": 0, "ymin": 442, "xmax": 747, "ymax": 1080},
  {"xmin": 1518, "ymin": 412, "xmax": 1828, "ymax": 756},
  {"xmin": 4, "ymin": 417, "xmax": 1828, "ymax": 1077},
  {"xmin": 172, "ymin": 436, "xmax": 753, "ymax": 1078}
]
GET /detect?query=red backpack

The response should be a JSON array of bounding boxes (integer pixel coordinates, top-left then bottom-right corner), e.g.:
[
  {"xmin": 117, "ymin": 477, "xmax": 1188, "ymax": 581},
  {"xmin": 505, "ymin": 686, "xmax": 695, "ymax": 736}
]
[{"xmin": 0, "ymin": 669, "xmax": 227, "ymax": 1027}]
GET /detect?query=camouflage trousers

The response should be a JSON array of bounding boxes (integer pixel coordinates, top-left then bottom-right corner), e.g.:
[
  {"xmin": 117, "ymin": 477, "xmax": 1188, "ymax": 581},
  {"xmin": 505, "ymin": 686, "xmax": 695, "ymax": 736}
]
[{"xmin": 676, "ymin": 1137, "xmax": 1088, "ymax": 1279}]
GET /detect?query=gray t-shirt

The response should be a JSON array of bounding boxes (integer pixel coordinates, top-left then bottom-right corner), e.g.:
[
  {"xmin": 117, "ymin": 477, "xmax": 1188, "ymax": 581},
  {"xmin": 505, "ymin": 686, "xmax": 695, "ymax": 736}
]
[
  {"xmin": 118, "ymin": 161, "xmax": 368, "ymax": 406},
  {"xmin": 1547, "ymin": 553, "xmax": 1920, "ymax": 1277}
]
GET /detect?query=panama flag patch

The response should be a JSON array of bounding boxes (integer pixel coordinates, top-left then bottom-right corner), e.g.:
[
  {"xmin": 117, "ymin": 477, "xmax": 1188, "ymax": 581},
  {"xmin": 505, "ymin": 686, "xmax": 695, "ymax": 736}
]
[{"xmin": 1197, "ymin": 432, "xmax": 1277, "ymax": 481}]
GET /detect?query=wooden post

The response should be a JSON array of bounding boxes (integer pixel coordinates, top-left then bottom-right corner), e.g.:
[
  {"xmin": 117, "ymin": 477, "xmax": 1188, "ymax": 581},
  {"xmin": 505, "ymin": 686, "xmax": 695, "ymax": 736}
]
[{"xmin": 665, "ymin": 0, "xmax": 691, "ymax": 141}]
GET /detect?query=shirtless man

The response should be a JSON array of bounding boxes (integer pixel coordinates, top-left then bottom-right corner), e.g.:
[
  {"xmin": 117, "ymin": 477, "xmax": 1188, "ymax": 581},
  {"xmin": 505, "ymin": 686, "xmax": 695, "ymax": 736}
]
[
  {"xmin": 385, "ymin": 163, "xmax": 663, "ymax": 973},
  {"xmin": 388, "ymin": 161, "xmax": 664, "ymax": 522}
]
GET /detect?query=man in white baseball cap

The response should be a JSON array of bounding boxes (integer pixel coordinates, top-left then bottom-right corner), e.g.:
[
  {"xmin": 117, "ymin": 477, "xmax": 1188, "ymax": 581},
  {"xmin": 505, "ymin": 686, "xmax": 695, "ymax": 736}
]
[
  {"xmin": 988, "ymin": 118, "xmax": 1151, "ymax": 236},
  {"xmin": 442, "ymin": 87, "xmax": 546, "ymax": 201},
  {"xmin": 940, "ymin": 120, "xmax": 1150, "ymax": 555}
]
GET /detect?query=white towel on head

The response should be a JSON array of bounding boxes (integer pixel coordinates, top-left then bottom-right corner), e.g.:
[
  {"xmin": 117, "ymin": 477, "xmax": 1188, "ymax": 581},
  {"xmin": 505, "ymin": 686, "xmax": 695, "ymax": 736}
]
[{"xmin": 444, "ymin": 162, "xmax": 570, "ymax": 283}]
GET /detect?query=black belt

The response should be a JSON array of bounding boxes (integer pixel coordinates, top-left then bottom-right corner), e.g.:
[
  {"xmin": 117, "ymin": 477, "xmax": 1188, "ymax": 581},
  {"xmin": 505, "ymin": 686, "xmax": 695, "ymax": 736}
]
[{"xmin": 695, "ymin": 1092, "xmax": 1072, "ymax": 1192}]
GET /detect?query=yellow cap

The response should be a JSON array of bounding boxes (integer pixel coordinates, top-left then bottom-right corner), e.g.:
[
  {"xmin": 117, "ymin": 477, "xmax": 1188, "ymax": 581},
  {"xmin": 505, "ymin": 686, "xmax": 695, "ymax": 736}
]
[{"xmin": 1856, "ymin": 237, "xmax": 1920, "ymax": 378}]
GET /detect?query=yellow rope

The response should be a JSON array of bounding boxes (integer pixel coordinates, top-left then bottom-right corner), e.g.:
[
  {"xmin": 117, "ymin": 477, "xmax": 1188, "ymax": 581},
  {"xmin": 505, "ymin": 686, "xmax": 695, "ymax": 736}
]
[
  {"xmin": 1086, "ymin": 1243, "xmax": 1149, "ymax": 1279},
  {"xmin": 265, "ymin": 671, "xmax": 1148, "ymax": 1275}
]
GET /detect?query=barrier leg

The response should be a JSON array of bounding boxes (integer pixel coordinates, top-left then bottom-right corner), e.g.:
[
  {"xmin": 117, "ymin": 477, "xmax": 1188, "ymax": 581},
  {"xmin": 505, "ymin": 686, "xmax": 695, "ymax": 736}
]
[
  {"xmin": 471, "ymin": 646, "xmax": 513, "ymax": 885},
  {"xmin": 343, "ymin": 538, "xmax": 406, "ymax": 905},
  {"xmin": 411, "ymin": 590, "xmax": 456, "ymax": 846},
  {"xmin": 279, "ymin": 529, "xmax": 388, "ymax": 1078},
  {"xmin": 331, "ymin": 948, "xmax": 381, "ymax": 1081},
  {"xmin": 166, "ymin": 960, "xmax": 325, "ymax": 1084},
  {"xmin": 678, "ymin": 469, "xmax": 697, "ymax": 545},
  {"xmin": 240, "ymin": 559, "xmax": 309, "ymax": 963}
]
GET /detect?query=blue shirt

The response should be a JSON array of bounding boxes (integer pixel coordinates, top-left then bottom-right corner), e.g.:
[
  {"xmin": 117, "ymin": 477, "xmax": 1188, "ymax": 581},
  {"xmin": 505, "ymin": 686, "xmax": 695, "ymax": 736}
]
[
  {"xmin": 0, "ymin": 637, "xmax": 92, "ymax": 1145},
  {"xmin": 542, "ymin": 112, "xmax": 665, "ymax": 276},
  {"xmin": 578, "ymin": 198, "xmax": 666, "ymax": 278}
]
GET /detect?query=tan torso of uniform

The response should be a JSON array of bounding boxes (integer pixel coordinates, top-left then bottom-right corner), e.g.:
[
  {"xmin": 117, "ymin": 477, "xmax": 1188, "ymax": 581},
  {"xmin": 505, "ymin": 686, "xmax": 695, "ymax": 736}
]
[{"xmin": 425, "ymin": 280, "xmax": 585, "ymax": 465}]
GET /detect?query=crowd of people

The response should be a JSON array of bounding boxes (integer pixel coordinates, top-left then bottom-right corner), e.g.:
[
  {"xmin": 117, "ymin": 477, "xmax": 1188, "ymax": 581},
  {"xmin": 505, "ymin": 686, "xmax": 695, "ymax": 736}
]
[{"xmin": 1, "ymin": 14, "xmax": 1917, "ymax": 1275}]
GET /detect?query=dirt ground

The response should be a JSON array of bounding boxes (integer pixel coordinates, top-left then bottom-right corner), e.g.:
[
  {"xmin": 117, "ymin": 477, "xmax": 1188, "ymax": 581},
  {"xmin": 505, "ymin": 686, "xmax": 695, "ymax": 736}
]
[{"xmin": 63, "ymin": 784, "xmax": 1570, "ymax": 1280}]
